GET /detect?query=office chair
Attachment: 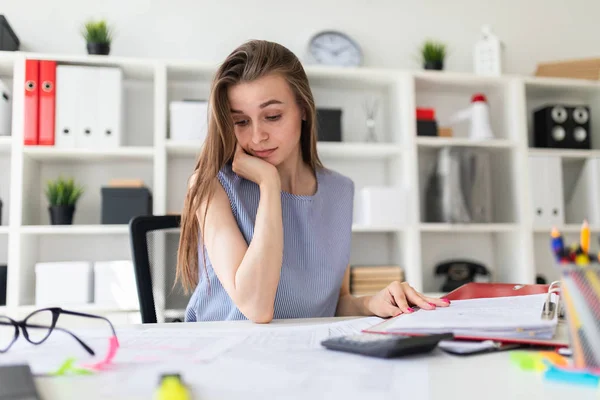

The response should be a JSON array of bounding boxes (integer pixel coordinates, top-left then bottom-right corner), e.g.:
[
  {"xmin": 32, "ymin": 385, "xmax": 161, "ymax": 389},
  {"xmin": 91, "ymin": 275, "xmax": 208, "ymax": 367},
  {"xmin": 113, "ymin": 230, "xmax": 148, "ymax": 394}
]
[{"xmin": 129, "ymin": 214, "xmax": 185, "ymax": 324}]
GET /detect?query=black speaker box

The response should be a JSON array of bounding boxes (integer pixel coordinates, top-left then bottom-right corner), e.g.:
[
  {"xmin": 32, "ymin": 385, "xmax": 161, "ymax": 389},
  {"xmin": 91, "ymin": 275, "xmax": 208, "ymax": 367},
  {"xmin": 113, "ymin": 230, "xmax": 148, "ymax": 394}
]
[
  {"xmin": 316, "ymin": 108, "xmax": 342, "ymax": 142},
  {"xmin": 101, "ymin": 187, "xmax": 153, "ymax": 224},
  {"xmin": 533, "ymin": 104, "xmax": 591, "ymax": 149}
]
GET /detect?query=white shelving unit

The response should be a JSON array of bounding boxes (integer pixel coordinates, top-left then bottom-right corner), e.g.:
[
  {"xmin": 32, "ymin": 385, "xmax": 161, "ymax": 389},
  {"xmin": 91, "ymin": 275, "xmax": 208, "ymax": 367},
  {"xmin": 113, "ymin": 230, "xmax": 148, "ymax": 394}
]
[{"xmin": 1, "ymin": 50, "xmax": 598, "ymax": 322}]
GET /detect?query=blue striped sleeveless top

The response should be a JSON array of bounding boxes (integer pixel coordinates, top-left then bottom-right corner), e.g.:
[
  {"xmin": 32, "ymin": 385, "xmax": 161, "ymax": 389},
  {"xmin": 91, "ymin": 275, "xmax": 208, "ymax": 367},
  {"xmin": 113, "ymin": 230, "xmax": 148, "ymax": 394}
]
[{"xmin": 185, "ymin": 162, "xmax": 354, "ymax": 322}]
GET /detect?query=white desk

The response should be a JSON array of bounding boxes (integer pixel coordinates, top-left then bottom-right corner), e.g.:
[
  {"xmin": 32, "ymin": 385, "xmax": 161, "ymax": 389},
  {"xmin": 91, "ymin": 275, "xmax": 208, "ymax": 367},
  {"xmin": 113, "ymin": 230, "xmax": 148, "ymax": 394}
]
[{"xmin": 29, "ymin": 317, "xmax": 598, "ymax": 400}]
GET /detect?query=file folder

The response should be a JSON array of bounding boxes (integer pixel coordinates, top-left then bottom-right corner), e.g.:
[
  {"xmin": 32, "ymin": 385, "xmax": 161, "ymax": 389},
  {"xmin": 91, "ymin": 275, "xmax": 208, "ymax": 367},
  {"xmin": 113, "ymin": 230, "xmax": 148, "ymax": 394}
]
[
  {"xmin": 94, "ymin": 66, "xmax": 123, "ymax": 148},
  {"xmin": 363, "ymin": 282, "xmax": 569, "ymax": 348},
  {"xmin": 54, "ymin": 65, "xmax": 78, "ymax": 148},
  {"xmin": 23, "ymin": 59, "xmax": 39, "ymax": 145},
  {"xmin": 38, "ymin": 60, "xmax": 56, "ymax": 146}
]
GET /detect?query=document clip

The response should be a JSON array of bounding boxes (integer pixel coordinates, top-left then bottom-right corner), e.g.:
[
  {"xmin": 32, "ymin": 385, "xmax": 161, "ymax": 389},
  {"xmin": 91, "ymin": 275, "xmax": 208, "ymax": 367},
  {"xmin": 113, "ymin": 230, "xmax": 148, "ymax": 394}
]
[{"xmin": 541, "ymin": 281, "xmax": 564, "ymax": 321}]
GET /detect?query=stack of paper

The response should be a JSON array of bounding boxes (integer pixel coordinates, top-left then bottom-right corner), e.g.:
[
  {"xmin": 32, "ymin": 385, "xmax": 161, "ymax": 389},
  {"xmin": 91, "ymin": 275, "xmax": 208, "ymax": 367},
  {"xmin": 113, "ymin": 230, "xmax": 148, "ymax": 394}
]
[{"xmin": 366, "ymin": 293, "xmax": 558, "ymax": 340}]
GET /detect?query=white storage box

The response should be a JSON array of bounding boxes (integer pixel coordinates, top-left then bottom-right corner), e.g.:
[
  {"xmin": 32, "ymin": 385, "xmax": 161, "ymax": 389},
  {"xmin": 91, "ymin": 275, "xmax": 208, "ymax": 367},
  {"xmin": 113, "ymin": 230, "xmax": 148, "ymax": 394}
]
[
  {"xmin": 169, "ymin": 100, "xmax": 209, "ymax": 142},
  {"xmin": 359, "ymin": 187, "xmax": 406, "ymax": 227},
  {"xmin": 93, "ymin": 260, "xmax": 139, "ymax": 310},
  {"xmin": 35, "ymin": 261, "xmax": 93, "ymax": 306}
]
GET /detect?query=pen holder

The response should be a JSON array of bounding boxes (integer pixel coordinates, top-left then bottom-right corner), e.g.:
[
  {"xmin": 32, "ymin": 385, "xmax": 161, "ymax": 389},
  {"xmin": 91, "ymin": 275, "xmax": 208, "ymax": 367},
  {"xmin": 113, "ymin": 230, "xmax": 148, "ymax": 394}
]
[{"xmin": 556, "ymin": 263, "xmax": 600, "ymax": 370}]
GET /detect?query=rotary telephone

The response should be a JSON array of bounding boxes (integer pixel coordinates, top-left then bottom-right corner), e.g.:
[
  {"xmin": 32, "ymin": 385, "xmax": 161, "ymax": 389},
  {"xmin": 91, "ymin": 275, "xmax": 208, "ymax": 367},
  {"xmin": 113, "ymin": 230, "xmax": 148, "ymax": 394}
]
[{"xmin": 435, "ymin": 259, "xmax": 490, "ymax": 292}]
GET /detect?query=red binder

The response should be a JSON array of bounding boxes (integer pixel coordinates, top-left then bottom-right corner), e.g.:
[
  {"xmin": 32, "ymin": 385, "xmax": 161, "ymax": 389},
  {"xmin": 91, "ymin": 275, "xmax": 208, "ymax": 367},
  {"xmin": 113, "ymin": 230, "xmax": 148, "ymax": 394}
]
[
  {"xmin": 23, "ymin": 59, "xmax": 39, "ymax": 145},
  {"xmin": 362, "ymin": 282, "xmax": 569, "ymax": 348},
  {"xmin": 38, "ymin": 60, "xmax": 56, "ymax": 146}
]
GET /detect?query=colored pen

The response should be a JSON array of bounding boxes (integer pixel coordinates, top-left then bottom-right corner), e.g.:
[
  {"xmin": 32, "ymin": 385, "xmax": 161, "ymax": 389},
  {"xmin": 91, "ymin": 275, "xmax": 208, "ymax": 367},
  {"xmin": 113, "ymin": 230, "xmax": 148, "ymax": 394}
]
[
  {"xmin": 581, "ymin": 220, "xmax": 591, "ymax": 254},
  {"xmin": 550, "ymin": 227, "xmax": 565, "ymax": 262}
]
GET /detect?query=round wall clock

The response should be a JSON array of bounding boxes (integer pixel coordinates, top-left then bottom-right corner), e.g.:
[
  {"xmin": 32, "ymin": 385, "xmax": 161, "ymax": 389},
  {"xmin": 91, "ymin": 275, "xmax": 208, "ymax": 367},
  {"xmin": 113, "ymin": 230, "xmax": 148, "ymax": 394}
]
[{"xmin": 308, "ymin": 30, "xmax": 363, "ymax": 67}]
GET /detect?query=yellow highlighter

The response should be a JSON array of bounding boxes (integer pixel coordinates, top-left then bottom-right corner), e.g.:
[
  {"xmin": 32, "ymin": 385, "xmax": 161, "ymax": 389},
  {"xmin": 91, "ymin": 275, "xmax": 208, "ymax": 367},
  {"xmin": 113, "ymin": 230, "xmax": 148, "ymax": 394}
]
[{"xmin": 154, "ymin": 374, "xmax": 191, "ymax": 400}]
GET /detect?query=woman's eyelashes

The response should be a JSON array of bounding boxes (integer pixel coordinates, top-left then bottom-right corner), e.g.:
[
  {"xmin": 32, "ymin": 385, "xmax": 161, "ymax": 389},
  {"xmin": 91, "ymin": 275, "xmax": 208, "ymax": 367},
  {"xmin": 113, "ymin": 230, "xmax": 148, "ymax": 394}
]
[{"xmin": 233, "ymin": 114, "xmax": 282, "ymax": 126}]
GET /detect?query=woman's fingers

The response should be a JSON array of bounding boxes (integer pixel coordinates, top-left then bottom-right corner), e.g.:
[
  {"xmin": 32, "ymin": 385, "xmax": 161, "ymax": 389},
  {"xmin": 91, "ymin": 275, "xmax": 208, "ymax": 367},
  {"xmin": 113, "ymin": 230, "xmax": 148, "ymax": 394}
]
[
  {"xmin": 401, "ymin": 283, "xmax": 436, "ymax": 310},
  {"xmin": 387, "ymin": 282, "xmax": 413, "ymax": 314}
]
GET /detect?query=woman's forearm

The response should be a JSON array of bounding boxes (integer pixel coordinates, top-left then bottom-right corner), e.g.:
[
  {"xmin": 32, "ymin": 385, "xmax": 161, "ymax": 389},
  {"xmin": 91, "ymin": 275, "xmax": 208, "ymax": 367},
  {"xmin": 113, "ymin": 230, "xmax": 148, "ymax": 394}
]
[
  {"xmin": 336, "ymin": 294, "xmax": 373, "ymax": 317},
  {"xmin": 234, "ymin": 178, "xmax": 284, "ymax": 322}
]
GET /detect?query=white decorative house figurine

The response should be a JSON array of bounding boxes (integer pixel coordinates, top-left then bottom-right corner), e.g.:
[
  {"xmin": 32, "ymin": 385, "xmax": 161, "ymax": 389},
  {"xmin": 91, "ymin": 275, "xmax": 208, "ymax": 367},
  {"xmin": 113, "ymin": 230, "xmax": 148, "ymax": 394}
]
[
  {"xmin": 474, "ymin": 25, "xmax": 503, "ymax": 76},
  {"xmin": 447, "ymin": 93, "xmax": 495, "ymax": 140}
]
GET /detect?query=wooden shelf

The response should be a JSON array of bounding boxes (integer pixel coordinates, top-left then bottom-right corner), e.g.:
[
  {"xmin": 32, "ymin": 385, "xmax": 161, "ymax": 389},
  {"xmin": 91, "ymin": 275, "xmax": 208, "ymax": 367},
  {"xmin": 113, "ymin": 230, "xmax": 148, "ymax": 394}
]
[
  {"xmin": 23, "ymin": 146, "xmax": 155, "ymax": 161},
  {"xmin": 352, "ymin": 224, "xmax": 403, "ymax": 233},
  {"xmin": 0, "ymin": 226, "xmax": 9, "ymax": 235},
  {"xmin": 420, "ymin": 223, "xmax": 519, "ymax": 233},
  {"xmin": 20, "ymin": 225, "xmax": 129, "ymax": 235},
  {"xmin": 416, "ymin": 137, "xmax": 515, "ymax": 149},
  {"xmin": 528, "ymin": 147, "xmax": 600, "ymax": 160},
  {"xmin": 318, "ymin": 142, "xmax": 402, "ymax": 159}
]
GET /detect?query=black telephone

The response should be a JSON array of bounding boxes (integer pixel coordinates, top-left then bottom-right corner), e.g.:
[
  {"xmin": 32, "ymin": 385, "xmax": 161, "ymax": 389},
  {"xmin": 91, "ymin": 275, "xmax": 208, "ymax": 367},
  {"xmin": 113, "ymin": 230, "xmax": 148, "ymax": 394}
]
[{"xmin": 435, "ymin": 259, "xmax": 490, "ymax": 292}]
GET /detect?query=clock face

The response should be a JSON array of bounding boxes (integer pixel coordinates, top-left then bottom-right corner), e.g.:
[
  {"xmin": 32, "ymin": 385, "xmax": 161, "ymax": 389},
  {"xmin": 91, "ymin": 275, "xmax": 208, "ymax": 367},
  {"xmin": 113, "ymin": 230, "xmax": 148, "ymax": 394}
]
[{"xmin": 308, "ymin": 31, "xmax": 362, "ymax": 67}]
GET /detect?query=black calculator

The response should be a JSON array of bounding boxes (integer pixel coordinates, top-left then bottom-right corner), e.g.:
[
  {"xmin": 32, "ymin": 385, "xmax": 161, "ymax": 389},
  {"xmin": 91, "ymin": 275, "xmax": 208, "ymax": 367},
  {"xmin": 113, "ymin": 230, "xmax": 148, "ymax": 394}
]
[{"xmin": 321, "ymin": 332, "xmax": 454, "ymax": 359}]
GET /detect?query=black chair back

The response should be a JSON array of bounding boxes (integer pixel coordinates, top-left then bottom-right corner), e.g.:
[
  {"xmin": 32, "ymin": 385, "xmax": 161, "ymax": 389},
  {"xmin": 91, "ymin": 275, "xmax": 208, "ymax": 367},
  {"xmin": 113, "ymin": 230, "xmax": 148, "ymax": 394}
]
[{"xmin": 129, "ymin": 214, "xmax": 183, "ymax": 323}]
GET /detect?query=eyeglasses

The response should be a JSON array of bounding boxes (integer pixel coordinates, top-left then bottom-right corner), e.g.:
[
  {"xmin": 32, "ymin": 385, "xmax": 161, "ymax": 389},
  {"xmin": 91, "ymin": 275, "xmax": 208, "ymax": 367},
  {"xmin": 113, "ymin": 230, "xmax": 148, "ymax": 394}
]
[{"xmin": 0, "ymin": 307, "xmax": 118, "ymax": 356}]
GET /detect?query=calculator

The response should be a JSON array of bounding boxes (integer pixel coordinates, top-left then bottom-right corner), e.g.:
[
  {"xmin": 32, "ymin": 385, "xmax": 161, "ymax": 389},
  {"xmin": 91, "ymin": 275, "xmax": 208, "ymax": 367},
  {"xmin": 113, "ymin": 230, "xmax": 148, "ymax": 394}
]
[{"xmin": 321, "ymin": 332, "xmax": 454, "ymax": 359}]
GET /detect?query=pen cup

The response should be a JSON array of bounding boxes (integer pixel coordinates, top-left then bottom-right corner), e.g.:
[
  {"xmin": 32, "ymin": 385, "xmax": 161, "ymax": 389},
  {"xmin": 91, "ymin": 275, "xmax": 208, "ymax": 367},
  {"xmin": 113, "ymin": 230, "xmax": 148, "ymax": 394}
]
[{"xmin": 556, "ymin": 263, "xmax": 600, "ymax": 370}]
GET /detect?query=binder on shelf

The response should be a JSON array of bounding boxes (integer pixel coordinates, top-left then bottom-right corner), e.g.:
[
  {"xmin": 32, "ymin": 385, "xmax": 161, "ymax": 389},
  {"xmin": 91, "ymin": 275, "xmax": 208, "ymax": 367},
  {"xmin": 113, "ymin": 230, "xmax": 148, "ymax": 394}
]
[
  {"xmin": 23, "ymin": 59, "xmax": 39, "ymax": 145},
  {"xmin": 363, "ymin": 282, "xmax": 569, "ymax": 348},
  {"xmin": 54, "ymin": 65, "xmax": 78, "ymax": 148},
  {"xmin": 54, "ymin": 65, "xmax": 123, "ymax": 149},
  {"xmin": 528, "ymin": 155, "xmax": 564, "ymax": 227},
  {"xmin": 94, "ymin": 66, "xmax": 123, "ymax": 149},
  {"xmin": 38, "ymin": 60, "xmax": 56, "ymax": 146}
]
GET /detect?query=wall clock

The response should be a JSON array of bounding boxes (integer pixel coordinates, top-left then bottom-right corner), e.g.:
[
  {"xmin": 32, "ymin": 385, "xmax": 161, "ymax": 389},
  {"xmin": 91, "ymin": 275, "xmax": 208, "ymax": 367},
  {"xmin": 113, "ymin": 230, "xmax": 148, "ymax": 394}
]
[{"xmin": 308, "ymin": 30, "xmax": 363, "ymax": 67}]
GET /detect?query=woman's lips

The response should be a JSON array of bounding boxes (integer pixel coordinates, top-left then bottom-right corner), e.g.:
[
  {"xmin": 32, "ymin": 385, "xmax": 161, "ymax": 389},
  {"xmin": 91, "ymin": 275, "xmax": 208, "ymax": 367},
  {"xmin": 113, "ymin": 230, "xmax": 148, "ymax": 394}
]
[{"xmin": 253, "ymin": 148, "xmax": 277, "ymax": 158}]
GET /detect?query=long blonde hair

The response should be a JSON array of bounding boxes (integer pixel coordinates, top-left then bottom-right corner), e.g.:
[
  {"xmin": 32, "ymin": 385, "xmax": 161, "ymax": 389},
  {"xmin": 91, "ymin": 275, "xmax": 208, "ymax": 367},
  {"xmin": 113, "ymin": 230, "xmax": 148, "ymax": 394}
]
[{"xmin": 176, "ymin": 39, "xmax": 323, "ymax": 293}]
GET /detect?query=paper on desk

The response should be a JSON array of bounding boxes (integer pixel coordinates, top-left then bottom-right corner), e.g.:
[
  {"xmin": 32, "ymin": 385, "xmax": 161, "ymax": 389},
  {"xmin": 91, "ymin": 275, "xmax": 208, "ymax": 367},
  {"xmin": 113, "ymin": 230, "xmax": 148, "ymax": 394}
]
[
  {"xmin": 0, "ymin": 327, "xmax": 249, "ymax": 375},
  {"xmin": 369, "ymin": 293, "xmax": 558, "ymax": 339},
  {"xmin": 327, "ymin": 316, "xmax": 384, "ymax": 338}
]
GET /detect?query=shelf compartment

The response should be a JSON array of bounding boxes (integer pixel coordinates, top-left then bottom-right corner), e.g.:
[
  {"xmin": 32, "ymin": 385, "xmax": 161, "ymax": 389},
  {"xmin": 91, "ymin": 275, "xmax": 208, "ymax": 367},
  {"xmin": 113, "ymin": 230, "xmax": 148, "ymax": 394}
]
[
  {"xmin": 414, "ymin": 71, "xmax": 514, "ymax": 141},
  {"xmin": 21, "ymin": 157, "xmax": 154, "ymax": 226},
  {"xmin": 418, "ymin": 147, "xmax": 519, "ymax": 224},
  {"xmin": 420, "ymin": 231, "xmax": 529, "ymax": 293},
  {"xmin": 524, "ymin": 78, "xmax": 600, "ymax": 150}
]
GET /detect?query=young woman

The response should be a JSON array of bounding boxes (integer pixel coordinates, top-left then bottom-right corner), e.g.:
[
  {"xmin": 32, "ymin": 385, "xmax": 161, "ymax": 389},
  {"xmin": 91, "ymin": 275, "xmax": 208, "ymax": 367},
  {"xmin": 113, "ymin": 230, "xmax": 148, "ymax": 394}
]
[{"xmin": 177, "ymin": 40, "xmax": 450, "ymax": 323}]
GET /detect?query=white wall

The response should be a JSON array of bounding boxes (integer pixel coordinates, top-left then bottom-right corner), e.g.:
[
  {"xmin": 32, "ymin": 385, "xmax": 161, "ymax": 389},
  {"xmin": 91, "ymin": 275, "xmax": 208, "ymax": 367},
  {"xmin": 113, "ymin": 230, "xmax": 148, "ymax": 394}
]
[{"xmin": 3, "ymin": 0, "xmax": 599, "ymax": 75}]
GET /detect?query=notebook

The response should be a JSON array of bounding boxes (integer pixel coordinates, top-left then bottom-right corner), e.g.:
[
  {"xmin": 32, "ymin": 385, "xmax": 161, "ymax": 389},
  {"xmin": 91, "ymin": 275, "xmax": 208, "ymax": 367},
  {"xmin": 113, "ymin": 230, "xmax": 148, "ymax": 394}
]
[{"xmin": 363, "ymin": 293, "xmax": 560, "ymax": 344}]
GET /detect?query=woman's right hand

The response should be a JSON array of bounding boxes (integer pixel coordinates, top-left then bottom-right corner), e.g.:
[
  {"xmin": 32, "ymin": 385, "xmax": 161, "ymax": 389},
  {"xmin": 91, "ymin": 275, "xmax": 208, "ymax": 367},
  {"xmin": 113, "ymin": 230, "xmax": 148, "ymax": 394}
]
[{"xmin": 232, "ymin": 143, "xmax": 279, "ymax": 187}]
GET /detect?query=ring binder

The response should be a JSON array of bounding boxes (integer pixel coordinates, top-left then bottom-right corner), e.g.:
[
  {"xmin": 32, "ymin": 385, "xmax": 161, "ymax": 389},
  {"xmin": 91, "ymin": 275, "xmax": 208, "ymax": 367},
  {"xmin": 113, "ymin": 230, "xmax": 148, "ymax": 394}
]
[{"xmin": 541, "ymin": 280, "xmax": 564, "ymax": 321}]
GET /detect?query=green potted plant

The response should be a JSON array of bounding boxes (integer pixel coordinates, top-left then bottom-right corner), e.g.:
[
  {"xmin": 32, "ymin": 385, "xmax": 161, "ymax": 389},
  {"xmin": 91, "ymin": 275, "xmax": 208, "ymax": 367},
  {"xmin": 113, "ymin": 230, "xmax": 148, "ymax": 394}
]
[
  {"xmin": 45, "ymin": 176, "xmax": 84, "ymax": 225},
  {"xmin": 420, "ymin": 40, "xmax": 447, "ymax": 70},
  {"xmin": 81, "ymin": 19, "xmax": 113, "ymax": 55}
]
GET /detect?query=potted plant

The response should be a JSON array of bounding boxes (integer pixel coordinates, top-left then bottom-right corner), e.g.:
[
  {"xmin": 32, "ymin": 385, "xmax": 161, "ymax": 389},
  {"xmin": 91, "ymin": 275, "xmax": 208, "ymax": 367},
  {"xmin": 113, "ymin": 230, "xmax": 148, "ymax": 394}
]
[
  {"xmin": 420, "ymin": 40, "xmax": 447, "ymax": 70},
  {"xmin": 45, "ymin": 177, "xmax": 84, "ymax": 225},
  {"xmin": 81, "ymin": 19, "xmax": 113, "ymax": 55}
]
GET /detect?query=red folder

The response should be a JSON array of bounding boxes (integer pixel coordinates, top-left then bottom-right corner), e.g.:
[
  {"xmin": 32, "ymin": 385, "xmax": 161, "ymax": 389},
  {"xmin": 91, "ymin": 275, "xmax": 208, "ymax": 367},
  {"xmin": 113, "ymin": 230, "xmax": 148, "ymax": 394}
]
[
  {"xmin": 38, "ymin": 60, "xmax": 56, "ymax": 146},
  {"xmin": 363, "ymin": 282, "xmax": 569, "ymax": 348},
  {"xmin": 445, "ymin": 282, "xmax": 551, "ymax": 301},
  {"xmin": 24, "ymin": 59, "xmax": 39, "ymax": 145}
]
